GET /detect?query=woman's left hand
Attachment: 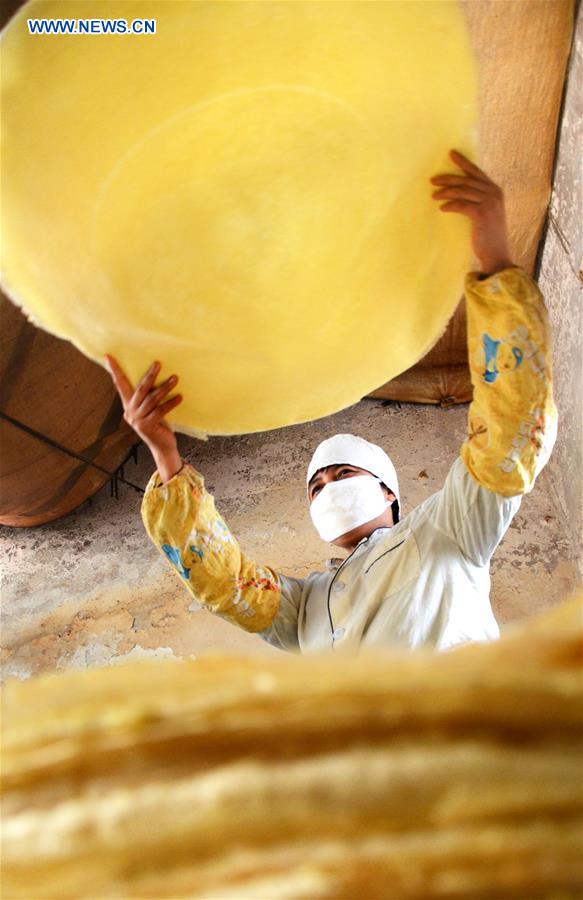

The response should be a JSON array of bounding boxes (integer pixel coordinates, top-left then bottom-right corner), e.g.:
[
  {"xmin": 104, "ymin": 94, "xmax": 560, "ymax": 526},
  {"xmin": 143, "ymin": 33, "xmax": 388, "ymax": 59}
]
[{"xmin": 430, "ymin": 149, "xmax": 514, "ymax": 276}]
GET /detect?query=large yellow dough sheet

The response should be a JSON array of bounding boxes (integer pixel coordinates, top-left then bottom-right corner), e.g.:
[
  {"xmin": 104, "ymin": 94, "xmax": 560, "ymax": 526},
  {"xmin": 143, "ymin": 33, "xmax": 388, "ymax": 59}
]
[{"xmin": 1, "ymin": 1, "xmax": 477, "ymax": 438}]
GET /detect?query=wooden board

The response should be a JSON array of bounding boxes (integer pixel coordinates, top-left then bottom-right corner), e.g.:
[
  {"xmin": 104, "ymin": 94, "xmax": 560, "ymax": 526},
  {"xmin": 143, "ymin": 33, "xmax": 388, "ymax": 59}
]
[{"xmin": 0, "ymin": 292, "xmax": 137, "ymax": 526}]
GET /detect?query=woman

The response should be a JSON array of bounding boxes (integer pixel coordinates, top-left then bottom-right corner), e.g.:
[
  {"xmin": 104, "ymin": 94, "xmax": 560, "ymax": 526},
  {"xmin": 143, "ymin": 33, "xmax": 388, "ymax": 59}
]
[{"xmin": 106, "ymin": 150, "xmax": 557, "ymax": 653}]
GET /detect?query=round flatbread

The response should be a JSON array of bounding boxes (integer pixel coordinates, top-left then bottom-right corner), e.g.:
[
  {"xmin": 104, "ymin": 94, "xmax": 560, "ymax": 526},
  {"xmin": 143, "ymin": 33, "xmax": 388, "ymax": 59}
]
[{"xmin": 1, "ymin": 0, "xmax": 477, "ymax": 437}]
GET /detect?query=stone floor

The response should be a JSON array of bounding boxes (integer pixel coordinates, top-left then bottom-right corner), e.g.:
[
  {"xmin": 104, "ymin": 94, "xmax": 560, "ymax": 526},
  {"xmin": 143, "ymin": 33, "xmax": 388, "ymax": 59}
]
[{"xmin": 1, "ymin": 397, "xmax": 580, "ymax": 681}]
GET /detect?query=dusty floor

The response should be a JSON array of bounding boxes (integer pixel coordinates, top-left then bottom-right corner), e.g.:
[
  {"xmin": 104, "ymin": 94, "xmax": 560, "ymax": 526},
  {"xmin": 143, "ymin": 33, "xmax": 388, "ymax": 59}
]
[{"xmin": 1, "ymin": 397, "xmax": 580, "ymax": 681}]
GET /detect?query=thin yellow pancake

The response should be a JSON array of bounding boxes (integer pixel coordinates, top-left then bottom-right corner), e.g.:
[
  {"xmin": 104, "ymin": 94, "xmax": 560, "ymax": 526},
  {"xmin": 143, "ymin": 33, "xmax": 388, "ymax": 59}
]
[
  {"xmin": 1, "ymin": 0, "xmax": 477, "ymax": 437},
  {"xmin": 2, "ymin": 595, "xmax": 581, "ymax": 898}
]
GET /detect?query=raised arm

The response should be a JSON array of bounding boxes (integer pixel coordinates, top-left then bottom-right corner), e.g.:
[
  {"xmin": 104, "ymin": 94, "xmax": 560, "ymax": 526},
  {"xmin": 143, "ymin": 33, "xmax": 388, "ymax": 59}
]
[
  {"xmin": 425, "ymin": 151, "xmax": 557, "ymax": 565},
  {"xmin": 140, "ymin": 460, "xmax": 293, "ymax": 632},
  {"xmin": 105, "ymin": 354, "xmax": 302, "ymax": 647},
  {"xmin": 461, "ymin": 264, "xmax": 557, "ymax": 494},
  {"xmin": 431, "ymin": 149, "xmax": 557, "ymax": 494}
]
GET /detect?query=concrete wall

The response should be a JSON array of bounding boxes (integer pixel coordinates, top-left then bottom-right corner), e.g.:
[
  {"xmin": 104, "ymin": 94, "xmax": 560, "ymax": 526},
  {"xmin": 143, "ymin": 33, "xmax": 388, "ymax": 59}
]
[{"xmin": 538, "ymin": 5, "xmax": 583, "ymax": 576}]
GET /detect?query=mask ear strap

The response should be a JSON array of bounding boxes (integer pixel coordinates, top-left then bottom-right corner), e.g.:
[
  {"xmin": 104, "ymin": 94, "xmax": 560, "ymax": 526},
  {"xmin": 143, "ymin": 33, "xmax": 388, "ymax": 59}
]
[{"xmin": 376, "ymin": 478, "xmax": 399, "ymax": 519}]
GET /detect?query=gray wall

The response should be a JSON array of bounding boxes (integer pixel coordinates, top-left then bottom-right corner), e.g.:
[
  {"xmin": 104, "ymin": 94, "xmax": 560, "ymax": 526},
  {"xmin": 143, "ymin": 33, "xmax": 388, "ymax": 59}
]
[{"xmin": 538, "ymin": 5, "xmax": 582, "ymax": 577}]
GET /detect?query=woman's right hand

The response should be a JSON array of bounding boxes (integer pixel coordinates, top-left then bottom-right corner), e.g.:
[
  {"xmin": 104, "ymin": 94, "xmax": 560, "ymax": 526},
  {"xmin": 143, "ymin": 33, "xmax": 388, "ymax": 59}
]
[{"xmin": 105, "ymin": 355, "xmax": 183, "ymax": 459}]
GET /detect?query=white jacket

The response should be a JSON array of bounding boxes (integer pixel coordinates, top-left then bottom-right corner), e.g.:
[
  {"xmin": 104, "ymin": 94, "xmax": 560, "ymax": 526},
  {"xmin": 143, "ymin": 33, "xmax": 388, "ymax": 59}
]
[{"xmin": 263, "ymin": 457, "xmax": 519, "ymax": 653}]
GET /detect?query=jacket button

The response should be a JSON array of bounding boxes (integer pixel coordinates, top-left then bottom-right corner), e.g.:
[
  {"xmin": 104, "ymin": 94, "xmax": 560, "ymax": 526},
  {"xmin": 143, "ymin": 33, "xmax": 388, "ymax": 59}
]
[
  {"xmin": 332, "ymin": 580, "xmax": 345, "ymax": 592},
  {"xmin": 333, "ymin": 626, "xmax": 345, "ymax": 640}
]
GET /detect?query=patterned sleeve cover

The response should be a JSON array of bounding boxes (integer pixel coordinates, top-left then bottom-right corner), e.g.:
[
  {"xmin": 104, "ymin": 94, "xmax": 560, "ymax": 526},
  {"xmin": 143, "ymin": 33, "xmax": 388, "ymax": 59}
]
[
  {"xmin": 461, "ymin": 266, "xmax": 558, "ymax": 495},
  {"xmin": 140, "ymin": 464, "xmax": 283, "ymax": 633}
]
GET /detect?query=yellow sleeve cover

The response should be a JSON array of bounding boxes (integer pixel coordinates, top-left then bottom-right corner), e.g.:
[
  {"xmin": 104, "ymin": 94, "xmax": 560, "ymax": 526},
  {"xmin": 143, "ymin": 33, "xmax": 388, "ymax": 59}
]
[
  {"xmin": 140, "ymin": 463, "xmax": 281, "ymax": 632},
  {"xmin": 461, "ymin": 266, "xmax": 558, "ymax": 496}
]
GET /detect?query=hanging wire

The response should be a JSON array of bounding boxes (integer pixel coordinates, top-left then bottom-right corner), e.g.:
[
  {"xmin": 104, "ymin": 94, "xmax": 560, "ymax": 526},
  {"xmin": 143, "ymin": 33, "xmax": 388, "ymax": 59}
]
[{"xmin": 0, "ymin": 410, "xmax": 146, "ymax": 496}]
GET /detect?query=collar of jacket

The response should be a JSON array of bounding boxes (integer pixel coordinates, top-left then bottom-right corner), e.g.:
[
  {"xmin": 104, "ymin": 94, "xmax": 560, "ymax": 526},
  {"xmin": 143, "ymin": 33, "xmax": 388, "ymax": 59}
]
[{"xmin": 325, "ymin": 525, "xmax": 393, "ymax": 571}]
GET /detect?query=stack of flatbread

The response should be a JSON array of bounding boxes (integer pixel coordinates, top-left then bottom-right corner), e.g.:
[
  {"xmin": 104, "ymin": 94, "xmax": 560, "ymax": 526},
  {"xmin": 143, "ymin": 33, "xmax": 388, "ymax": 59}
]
[{"xmin": 2, "ymin": 595, "xmax": 582, "ymax": 899}]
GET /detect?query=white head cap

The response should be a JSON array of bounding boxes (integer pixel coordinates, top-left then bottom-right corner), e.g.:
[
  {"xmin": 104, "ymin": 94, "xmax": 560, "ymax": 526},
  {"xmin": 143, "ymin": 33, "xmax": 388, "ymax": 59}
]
[{"xmin": 306, "ymin": 434, "xmax": 400, "ymax": 505}]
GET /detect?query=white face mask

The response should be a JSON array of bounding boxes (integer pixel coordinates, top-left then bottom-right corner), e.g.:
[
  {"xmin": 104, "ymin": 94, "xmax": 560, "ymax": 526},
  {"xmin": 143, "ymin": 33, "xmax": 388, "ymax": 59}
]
[{"xmin": 309, "ymin": 475, "xmax": 390, "ymax": 543}]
